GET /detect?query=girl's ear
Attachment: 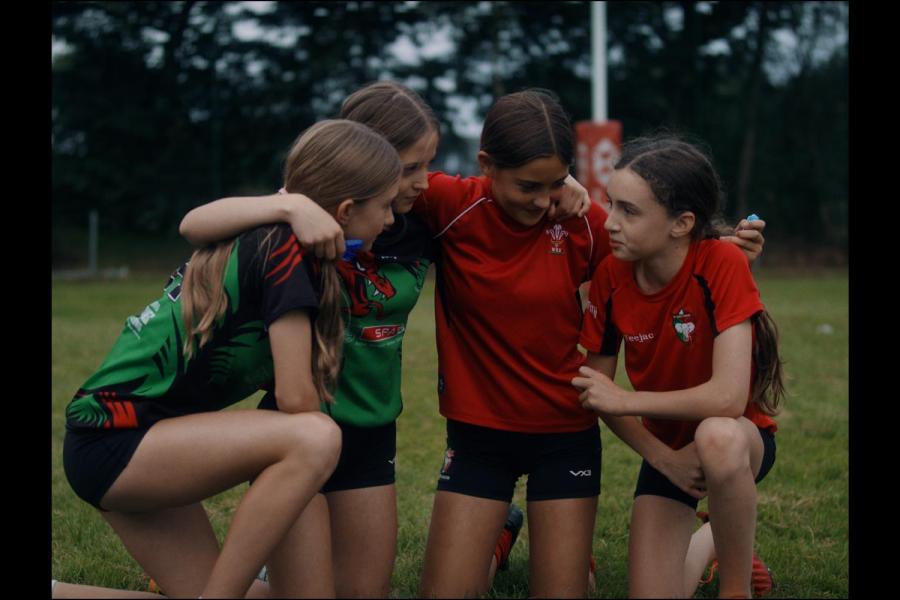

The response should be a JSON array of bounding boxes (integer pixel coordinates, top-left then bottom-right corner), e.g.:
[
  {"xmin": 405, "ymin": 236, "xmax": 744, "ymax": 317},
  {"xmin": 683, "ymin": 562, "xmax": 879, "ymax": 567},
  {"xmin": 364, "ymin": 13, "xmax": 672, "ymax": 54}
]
[
  {"xmin": 477, "ymin": 151, "xmax": 495, "ymax": 178},
  {"xmin": 334, "ymin": 199, "xmax": 355, "ymax": 226},
  {"xmin": 671, "ymin": 211, "xmax": 696, "ymax": 239}
]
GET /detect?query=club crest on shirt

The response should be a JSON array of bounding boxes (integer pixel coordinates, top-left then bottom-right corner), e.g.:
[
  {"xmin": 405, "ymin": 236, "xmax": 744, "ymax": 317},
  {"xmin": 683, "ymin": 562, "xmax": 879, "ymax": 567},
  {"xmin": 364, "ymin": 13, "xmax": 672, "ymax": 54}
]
[
  {"xmin": 337, "ymin": 257, "xmax": 396, "ymax": 318},
  {"xmin": 545, "ymin": 223, "xmax": 569, "ymax": 255},
  {"xmin": 440, "ymin": 448, "xmax": 455, "ymax": 479},
  {"xmin": 672, "ymin": 309, "xmax": 696, "ymax": 343}
]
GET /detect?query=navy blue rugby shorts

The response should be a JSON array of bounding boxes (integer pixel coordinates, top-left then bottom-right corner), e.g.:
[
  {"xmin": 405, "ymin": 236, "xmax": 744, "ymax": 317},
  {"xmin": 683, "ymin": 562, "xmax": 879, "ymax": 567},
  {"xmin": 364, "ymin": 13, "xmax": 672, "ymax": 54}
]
[
  {"xmin": 634, "ymin": 427, "xmax": 776, "ymax": 510},
  {"xmin": 435, "ymin": 419, "xmax": 602, "ymax": 502}
]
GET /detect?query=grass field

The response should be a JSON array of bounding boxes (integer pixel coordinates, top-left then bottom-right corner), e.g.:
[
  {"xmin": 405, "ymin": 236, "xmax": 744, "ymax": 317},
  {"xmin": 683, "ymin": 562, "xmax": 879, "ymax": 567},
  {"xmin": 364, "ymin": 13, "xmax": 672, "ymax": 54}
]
[{"xmin": 51, "ymin": 266, "xmax": 848, "ymax": 598}]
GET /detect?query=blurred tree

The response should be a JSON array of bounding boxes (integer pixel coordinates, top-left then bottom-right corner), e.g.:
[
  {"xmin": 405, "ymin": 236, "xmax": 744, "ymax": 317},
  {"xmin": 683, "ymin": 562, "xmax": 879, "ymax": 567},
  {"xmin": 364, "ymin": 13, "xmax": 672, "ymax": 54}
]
[{"xmin": 52, "ymin": 0, "xmax": 847, "ymax": 254}]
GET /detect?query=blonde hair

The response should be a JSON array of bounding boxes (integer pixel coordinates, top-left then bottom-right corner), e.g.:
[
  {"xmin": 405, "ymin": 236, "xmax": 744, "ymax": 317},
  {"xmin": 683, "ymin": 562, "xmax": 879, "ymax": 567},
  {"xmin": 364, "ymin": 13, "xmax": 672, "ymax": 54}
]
[{"xmin": 181, "ymin": 119, "xmax": 401, "ymax": 403}]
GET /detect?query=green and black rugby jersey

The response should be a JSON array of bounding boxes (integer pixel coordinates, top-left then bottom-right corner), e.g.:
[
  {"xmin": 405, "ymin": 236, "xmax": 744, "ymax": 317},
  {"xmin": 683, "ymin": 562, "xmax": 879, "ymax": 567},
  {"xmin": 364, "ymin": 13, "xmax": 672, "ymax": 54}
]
[
  {"xmin": 65, "ymin": 224, "xmax": 320, "ymax": 431},
  {"xmin": 327, "ymin": 212, "xmax": 434, "ymax": 427},
  {"xmin": 260, "ymin": 212, "xmax": 435, "ymax": 428}
]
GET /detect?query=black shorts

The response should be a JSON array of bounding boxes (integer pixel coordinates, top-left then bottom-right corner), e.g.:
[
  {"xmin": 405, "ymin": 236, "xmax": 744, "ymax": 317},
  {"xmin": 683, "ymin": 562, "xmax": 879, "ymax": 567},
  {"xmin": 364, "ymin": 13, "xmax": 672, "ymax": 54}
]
[
  {"xmin": 436, "ymin": 419, "xmax": 602, "ymax": 502},
  {"xmin": 322, "ymin": 420, "xmax": 397, "ymax": 493},
  {"xmin": 634, "ymin": 427, "xmax": 776, "ymax": 510},
  {"xmin": 63, "ymin": 426, "xmax": 149, "ymax": 511},
  {"xmin": 257, "ymin": 392, "xmax": 397, "ymax": 493}
]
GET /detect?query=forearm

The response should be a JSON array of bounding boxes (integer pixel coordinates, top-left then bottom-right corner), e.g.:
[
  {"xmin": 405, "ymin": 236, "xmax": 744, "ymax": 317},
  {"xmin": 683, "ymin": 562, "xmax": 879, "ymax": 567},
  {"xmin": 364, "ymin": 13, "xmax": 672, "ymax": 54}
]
[
  {"xmin": 624, "ymin": 381, "xmax": 745, "ymax": 420},
  {"xmin": 179, "ymin": 194, "xmax": 297, "ymax": 246},
  {"xmin": 600, "ymin": 414, "xmax": 673, "ymax": 467}
]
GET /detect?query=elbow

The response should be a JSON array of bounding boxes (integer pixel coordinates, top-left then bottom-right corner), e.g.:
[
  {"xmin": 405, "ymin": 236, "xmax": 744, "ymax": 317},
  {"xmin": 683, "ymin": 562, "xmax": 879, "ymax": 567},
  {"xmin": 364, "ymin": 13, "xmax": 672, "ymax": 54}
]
[
  {"xmin": 274, "ymin": 384, "xmax": 321, "ymax": 414},
  {"xmin": 715, "ymin": 392, "xmax": 746, "ymax": 419},
  {"xmin": 178, "ymin": 214, "xmax": 201, "ymax": 246}
]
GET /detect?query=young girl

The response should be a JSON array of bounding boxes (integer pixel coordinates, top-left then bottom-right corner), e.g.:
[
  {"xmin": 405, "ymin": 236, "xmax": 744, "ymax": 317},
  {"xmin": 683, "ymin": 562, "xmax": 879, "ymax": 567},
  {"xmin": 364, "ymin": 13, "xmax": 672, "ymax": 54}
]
[
  {"xmin": 182, "ymin": 82, "xmax": 764, "ymax": 596},
  {"xmin": 54, "ymin": 119, "xmax": 401, "ymax": 599},
  {"xmin": 415, "ymin": 93, "xmax": 771, "ymax": 599},
  {"xmin": 572, "ymin": 135, "xmax": 783, "ymax": 599},
  {"xmin": 178, "ymin": 81, "xmax": 591, "ymax": 597}
]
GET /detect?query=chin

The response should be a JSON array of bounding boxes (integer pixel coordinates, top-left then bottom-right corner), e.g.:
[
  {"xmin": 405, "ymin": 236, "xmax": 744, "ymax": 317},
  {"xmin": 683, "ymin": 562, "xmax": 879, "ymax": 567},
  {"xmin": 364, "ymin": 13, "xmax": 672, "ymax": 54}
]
[
  {"xmin": 392, "ymin": 198, "xmax": 416, "ymax": 214},
  {"xmin": 610, "ymin": 246, "xmax": 635, "ymax": 261},
  {"xmin": 517, "ymin": 211, "xmax": 546, "ymax": 226}
]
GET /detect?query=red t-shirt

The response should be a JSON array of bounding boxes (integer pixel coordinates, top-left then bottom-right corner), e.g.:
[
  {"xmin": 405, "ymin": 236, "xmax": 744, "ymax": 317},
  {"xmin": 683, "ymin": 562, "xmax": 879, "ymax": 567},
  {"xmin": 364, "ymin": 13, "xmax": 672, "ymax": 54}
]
[
  {"xmin": 579, "ymin": 239, "xmax": 777, "ymax": 449},
  {"xmin": 412, "ymin": 172, "xmax": 611, "ymax": 432}
]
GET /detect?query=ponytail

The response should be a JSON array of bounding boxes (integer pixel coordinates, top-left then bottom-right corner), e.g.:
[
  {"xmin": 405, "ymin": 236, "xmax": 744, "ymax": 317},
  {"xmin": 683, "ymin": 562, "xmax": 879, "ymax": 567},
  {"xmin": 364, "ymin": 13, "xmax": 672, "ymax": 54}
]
[
  {"xmin": 181, "ymin": 241, "xmax": 236, "ymax": 360},
  {"xmin": 311, "ymin": 262, "xmax": 344, "ymax": 404},
  {"xmin": 751, "ymin": 310, "xmax": 786, "ymax": 415}
]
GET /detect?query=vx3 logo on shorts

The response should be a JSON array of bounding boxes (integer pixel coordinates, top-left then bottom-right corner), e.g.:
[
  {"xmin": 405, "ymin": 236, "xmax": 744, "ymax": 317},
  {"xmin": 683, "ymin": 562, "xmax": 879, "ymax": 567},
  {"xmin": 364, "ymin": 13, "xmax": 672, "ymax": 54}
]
[{"xmin": 569, "ymin": 469, "xmax": 592, "ymax": 477}]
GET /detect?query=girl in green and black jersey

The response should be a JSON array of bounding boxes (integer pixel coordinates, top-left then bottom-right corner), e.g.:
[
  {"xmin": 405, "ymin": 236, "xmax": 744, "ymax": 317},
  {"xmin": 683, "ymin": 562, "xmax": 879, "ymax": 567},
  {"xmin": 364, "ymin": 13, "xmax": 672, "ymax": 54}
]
[{"xmin": 55, "ymin": 120, "xmax": 401, "ymax": 599}]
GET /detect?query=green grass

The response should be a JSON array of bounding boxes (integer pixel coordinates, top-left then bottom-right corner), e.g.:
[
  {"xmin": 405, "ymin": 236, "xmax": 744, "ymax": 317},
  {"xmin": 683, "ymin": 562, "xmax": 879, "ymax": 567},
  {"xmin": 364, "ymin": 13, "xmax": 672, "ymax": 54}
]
[{"xmin": 51, "ymin": 268, "xmax": 848, "ymax": 598}]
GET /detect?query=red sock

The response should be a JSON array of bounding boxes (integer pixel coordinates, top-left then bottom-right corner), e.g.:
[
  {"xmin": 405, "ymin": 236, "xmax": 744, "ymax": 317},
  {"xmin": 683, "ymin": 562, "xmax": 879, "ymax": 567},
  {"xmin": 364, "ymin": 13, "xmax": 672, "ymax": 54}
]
[{"xmin": 494, "ymin": 528, "xmax": 514, "ymax": 566}]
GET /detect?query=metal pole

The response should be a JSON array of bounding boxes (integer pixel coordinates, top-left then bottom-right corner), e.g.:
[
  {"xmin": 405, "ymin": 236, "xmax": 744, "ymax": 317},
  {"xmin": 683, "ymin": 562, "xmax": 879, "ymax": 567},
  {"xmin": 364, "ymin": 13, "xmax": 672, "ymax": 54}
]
[
  {"xmin": 88, "ymin": 209, "xmax": 98, "ymax": 273},
  {"xmin": 591, "ymin": 1, "xmax": 607, "ymax": 122}
]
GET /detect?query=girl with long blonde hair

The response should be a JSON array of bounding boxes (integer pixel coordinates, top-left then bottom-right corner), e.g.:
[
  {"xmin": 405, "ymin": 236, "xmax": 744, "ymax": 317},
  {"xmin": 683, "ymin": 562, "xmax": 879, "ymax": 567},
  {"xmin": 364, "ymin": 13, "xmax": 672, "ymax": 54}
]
[{"xmin": 55, "ymin": 119, "xmax": 400, "ymax": 599}]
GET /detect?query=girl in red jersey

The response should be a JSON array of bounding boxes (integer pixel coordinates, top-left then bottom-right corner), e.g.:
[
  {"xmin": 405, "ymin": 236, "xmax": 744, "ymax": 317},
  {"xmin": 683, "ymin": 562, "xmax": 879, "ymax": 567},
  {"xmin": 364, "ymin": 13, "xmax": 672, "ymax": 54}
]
[
  {"xmin": 177, "ymin": 87, "xmax": 767, "ymax": 598},
  {"xmin": 573, "ymin": 135, "xmax": 784, "ymax": 599},
  {"xmin": 413, "ymin": 92, "xmax": 766, "ymax": 599},
  {"xmin": 175, "ymin": 83, "xmax": 602, "ymax": 598}
]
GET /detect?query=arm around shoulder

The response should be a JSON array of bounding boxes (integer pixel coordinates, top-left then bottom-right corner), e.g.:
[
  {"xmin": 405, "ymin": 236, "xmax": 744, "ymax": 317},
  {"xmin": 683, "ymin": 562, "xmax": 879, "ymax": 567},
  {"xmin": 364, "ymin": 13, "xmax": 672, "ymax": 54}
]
[
  {"xmin": 180, "ymin": 193, "xmax": 343, "ymax": 259},
  {"xmin": 180, "ymin": 194, "xmax": 299, "ymax": 246}
]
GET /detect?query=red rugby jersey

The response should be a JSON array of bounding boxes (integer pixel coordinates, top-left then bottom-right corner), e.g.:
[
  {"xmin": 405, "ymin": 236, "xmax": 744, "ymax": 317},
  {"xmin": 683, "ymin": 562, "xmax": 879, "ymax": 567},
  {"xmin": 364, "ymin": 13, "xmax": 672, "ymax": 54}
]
[
  {"xmin": 412, "ymin": 172, "xmax": 610, "ymax": 432},
  {"xmin": 579, "ymin": 239, "xmax": 777, "ymax": 449}
]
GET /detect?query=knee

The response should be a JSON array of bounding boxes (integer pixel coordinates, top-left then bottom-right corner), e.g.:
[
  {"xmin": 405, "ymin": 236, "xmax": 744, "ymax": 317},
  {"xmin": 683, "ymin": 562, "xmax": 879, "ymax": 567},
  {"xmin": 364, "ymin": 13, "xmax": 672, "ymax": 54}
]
[
  {"xmin": 285, "ymin": 412, "xmax": 342, "ymax": 475},
  {"xmin": 694, "ymin": 418, "xmax": 749, "ymax": 474}
]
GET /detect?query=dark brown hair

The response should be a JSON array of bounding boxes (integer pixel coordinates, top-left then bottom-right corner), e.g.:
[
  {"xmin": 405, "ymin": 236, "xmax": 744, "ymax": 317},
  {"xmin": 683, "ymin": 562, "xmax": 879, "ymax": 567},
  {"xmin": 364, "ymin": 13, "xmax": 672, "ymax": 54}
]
[
  {"xmin": 182, "ymin": 120, "xmax": 401, "ymax": 404},
  {"xmin": 616, "ymin": 134, "xmax": 784, "ymax": 415},
  {"xmin": 615, "ymin": 135, "xmax": 726, "ymax": 240},
  {"xmin": 340, "ymin": 81, "xmax": 440, "ymax": 152},
  {"xmin": 480, "ymin": 88, "xmax": 575, "ymax": 169}
]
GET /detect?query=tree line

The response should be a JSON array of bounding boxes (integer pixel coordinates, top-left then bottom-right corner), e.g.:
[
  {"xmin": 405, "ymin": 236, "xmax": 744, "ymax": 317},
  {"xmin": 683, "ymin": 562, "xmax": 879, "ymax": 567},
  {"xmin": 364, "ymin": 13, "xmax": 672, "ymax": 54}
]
[{"xmin": 52, "ymin": 1, "xmax": 847, "ymax": 252}]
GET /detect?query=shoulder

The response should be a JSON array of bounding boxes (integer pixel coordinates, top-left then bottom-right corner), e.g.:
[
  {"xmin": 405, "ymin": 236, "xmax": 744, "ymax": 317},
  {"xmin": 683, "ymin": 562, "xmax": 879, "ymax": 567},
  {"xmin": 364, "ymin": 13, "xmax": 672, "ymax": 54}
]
[
  {"xmin": 589, "ymin": 253, "xmax": 626, "ymax": 297},
  {"xmin": 236, "ymin": 223, "xmax": 296, "ymax": 250},
  {"xmin": 238, "ymin": 224, "xmax": 313, "ymax": 281},
  {"xmin": 427, "ymin": 171, "xmax": 489, "ymax": 202},
  {"xmin": 598, "ymin": 253, "xmax": 630, "ymax": 286},
  {"xmin": 694, "ymin": 238, "xmax": 750, "ymax": 274}
]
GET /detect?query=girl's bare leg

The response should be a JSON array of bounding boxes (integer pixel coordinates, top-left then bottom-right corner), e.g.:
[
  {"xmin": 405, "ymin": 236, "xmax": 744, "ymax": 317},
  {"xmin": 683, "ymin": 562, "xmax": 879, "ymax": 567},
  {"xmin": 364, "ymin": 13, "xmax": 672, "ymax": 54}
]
[
  {"xmin": 693, "ymin": 417, "xmax": 765, "ymax": 599},
  {"xmin": 265, "ymin": 493, "xmax": 335, "ymax": 598},
  {"xmin": 526, "ymin": 496, "xmax": 597, "ymax": 598},
  {"xmin": 683, "ymin": 521, "xmax": 716, "ymax": 596},
  {"xmin": 418, "ymin": 492, "xmax": 509, "ymax": 598},
  {"xmin": 628, "ymin": 494, "xmax": 696, "ymax": 598},
  {"xmin": 100, "ymin": 410, "xmax": 341, "ymax": 598},
  {"xmin": 327, "ymin": 484, "xmax": 397, "ymax": 598},
  {"xmin": 52, "ymin": 581, "xmax": 163, "ymax": 599},
  {"xmin": 101, "ymin": 503, "xmax": 219, "ymax": 598}
]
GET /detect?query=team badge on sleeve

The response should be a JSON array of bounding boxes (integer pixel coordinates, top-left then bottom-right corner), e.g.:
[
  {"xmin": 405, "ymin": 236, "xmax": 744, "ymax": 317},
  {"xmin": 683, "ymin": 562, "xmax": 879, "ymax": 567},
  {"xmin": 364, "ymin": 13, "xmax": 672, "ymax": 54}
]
[{"xmin": 672, "ymin": 309, "xmax": 695, "ymax": 343}]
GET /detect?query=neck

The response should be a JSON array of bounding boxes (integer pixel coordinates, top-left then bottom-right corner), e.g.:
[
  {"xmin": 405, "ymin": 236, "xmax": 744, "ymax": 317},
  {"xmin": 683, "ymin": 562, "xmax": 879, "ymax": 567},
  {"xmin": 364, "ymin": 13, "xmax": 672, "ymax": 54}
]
[{"xmin": 634, "ymin": 238, "xmax": 692, "ymax": 294}]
